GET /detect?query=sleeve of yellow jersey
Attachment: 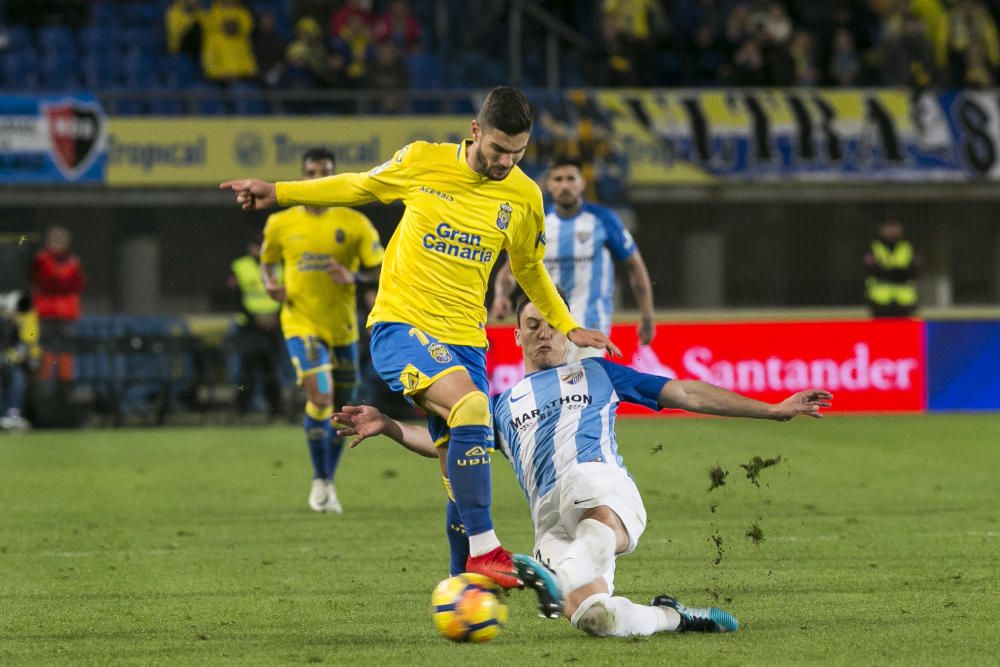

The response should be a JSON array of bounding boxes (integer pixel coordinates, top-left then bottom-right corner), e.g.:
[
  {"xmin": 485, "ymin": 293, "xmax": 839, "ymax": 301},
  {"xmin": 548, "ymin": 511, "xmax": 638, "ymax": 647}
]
[
  {"xmin": 260, "ymin": 214, "xmax": 282, "ymax": 264},
  {"xmin": 357, "ymin": 216, "xmax": 385, "ymax": 268},
  {"xmin": 274, "ymin": 143, "xmax": 417, "ymax": 208},
  {"xmin": 506, "ymin": 186, "xmax": 579, "ymax": 336}
]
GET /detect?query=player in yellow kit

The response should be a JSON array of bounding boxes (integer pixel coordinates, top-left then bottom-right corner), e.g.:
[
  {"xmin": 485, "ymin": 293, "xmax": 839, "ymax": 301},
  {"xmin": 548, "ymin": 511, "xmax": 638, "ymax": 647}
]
[
  {"xmin": 260, "ymin": 148, "xmax": 384, "ymax": 514},
  {"xmin": 222, "ymin": 87, "xmax": 618, "ymax": 613}
]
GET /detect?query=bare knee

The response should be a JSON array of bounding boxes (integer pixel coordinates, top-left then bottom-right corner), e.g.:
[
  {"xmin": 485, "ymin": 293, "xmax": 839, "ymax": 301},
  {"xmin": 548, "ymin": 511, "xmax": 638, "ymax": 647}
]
[
  {"xmin": 307, "ymin": 390, "xmax": 332, "ymax": 409},
  {"xmin": 580, "ymin": 505, "xmax": 630, "ymax": 553}
]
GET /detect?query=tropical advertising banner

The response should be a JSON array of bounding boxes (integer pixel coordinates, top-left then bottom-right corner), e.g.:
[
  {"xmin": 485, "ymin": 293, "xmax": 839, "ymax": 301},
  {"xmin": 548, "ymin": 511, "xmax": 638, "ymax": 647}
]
[
  {"xmin": 486, "ymin": 319, "xmax": 927, "ymax": 415},
  {"xmin": 0, "ymin": 94, "xmax": 106, "ymax": 183},
  {"xmin": 105, "ymin": 116, "xmax": 467, "ymax": 186}
]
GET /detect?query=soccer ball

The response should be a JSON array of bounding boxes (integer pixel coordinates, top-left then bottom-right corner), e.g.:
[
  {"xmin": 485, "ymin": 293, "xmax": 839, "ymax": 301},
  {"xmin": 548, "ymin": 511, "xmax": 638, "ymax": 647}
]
[{"xmin": 430, "ymin": 573, "xmax": 508, "ymax": 643}]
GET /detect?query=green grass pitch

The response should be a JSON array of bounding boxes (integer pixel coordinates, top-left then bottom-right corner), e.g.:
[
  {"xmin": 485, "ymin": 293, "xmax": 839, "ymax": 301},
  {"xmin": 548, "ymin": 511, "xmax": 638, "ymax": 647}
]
[{"xmin": 2, "ymin": 414, "xmax": 998, "ymax": 665}]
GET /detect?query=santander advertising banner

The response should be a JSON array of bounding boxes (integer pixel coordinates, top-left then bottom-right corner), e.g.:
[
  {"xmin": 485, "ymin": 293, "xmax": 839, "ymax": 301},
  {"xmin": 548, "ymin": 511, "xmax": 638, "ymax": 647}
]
[{"xmin": 486, "ymin": 319, "xmax": 926, "ymax": 414}]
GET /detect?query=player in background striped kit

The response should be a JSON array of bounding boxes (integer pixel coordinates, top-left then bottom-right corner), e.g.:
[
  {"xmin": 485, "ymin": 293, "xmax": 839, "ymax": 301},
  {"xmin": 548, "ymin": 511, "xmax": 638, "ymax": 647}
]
[
  {"xmin": 335, "ymin": 293, "xmax": 833, "ymax": 636},
  {"xmin": 491, "ymin": 157, "xmax": 655, "ymax": 362}
]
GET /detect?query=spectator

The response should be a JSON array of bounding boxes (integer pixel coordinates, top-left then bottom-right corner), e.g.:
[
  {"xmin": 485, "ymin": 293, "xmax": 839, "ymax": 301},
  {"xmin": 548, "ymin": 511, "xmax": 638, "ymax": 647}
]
[
  {"xmin": 363, "ymin": 41, "xmax": 410, "ymax": 113},
  {"xmin": 330, "ymin": 0, "xmax": 374, "ymax": 40},
  {"xmin": 254, "ymin": 11, "xmax": 288, "ymax": 87},
  {"xmin": 827, "ymin": 26, "xmax": 860, "ymax": 85},
  {"xmin": 166, "ymin": 0, "xmax": 203, "ymax": 60},
  {"xmin": 880, "ymin": 11, "xmax": 936, "ymax": 88},
  {"xmin": 331, "ymin": 12, "xmax": 374, "ymax": 84},
  {"xmin": 788, "ymin": 29, "xmax": 819, "ymax": 84},
  {"xmin": 602, "ymin": 0, "xmax": 668, "ymax": 84},
  {"xmin": 593, "ymin": 11, "xmax": 642, "ymax": 86},
  {"xmin": 201, "ymin": 0, "xmax": 258, "ymax": 83},
  {"xmin": 287, "ymin": 16, "xmax": 328, "ymax": 78},
  {"xmin": 729, "ymin": 33, "xmax": 767, "ymax": 84},
  {"xmin": 947, "ymin": 0, "xmax": 999, "ymax": 86},
  {"xmin": 373, "ymin": 0, "xmax": 422, "ymax": 52},
  {"xmin": 279, "ymin": 42, "xmax": 320, "ymax": 93},
  {"xmin": 962, "ymin": 39, "xmax": 995, "ymax": 87},
  {"xmin": 321, "ymin": 51, "xmax": 357, "ymax": 113},
  {"xmin": 31, "ymin": 226, "xmax": 84, "ymax": 385}
]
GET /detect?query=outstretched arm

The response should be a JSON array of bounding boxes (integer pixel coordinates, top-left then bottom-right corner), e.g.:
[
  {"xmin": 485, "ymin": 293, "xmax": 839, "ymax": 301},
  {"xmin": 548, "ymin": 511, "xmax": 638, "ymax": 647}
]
[
  {"xmin": 659, "ymin": 381, "xmax": 833, "ymax": 421},
  {"xmin": 623, "ymin": 251, "xmax": 655, "ymax": 345},
  {"xmin": 220, "ymin": 173, "xmax": 381, "ymax": 210},
  {"xmin": 333, "ymin": 405, "xmax": 437, "ymax": 457}
]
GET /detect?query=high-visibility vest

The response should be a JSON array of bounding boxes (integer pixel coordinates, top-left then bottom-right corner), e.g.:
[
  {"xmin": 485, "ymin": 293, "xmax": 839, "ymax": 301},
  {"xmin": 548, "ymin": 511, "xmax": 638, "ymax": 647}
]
[
  {"xmin": 866, "ymin": 240, "xmax": 917, "ymax": 307},
  {"xmin": 231, "ymin": 255, "xmax": 280, "ymax": 316}
]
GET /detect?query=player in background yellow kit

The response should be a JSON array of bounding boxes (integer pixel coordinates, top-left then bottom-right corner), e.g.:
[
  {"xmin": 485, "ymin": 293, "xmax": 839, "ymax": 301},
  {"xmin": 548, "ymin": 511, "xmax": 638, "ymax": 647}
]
[
  {"xmin": 260, "ymin": 148, "xmax": 384, "ymax": 514},
  {"xmin": 222, "ymin": 88, "xmax": 618, "ymax": 614}
]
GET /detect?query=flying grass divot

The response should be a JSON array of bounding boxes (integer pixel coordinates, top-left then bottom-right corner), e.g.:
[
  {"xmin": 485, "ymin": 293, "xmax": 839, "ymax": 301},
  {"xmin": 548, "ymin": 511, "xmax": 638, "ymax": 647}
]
[
  {"xmin": 707, "ymin": 465, "xmax": 728, "ymax": 491},
  {"xmin": 739, "ymin": 455, "xmax": 783, "ymax": 487}
]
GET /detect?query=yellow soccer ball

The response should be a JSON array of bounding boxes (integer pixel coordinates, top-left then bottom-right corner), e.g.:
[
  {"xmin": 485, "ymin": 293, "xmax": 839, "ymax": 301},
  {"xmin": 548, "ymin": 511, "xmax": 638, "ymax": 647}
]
[{"xmin": 430, "ymin": 573, "xmax": 509, "ymax": 643}]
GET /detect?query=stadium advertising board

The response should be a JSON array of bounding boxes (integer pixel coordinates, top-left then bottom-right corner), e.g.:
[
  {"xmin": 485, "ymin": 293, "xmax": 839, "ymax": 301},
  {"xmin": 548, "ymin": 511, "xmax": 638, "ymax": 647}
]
[
  {"xmin": 0, "ymin": 94, "xmax": 106, "ymax": 183},
  {"xmin": 926, "ymin": 321, "xmax": 1000, "ymax": 411},
  {"xmin": 105, "ymin": 117, "xmax": 467, "ymax": 185},
  {"xmin": 594, "ymin": 89, "xmax": 1000, "ymax": 184},
  {"xmin": 486, "ymin": 319, "xmax": 926, "ymax": 414}
]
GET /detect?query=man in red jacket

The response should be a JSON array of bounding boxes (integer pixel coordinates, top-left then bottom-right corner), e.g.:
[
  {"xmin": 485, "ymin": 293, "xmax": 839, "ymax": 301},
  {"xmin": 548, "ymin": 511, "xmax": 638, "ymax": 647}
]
[{"xmin": 31, "ymin": 226, "xmax": 85, "ymax": 382}]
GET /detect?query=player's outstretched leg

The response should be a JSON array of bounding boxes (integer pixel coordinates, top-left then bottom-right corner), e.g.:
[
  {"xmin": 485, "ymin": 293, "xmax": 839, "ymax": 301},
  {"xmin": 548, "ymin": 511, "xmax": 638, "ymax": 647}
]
[
  {"xmin": 572, "ymin": 593, "xmax": 685, "ymax": 637},
  {"xmin": 513, "ymin": 553, "xmax": 563, "ymax": 619},
  {"xmin": 652, "ymin": 595, "xmax": 740, "ymax": 633}
]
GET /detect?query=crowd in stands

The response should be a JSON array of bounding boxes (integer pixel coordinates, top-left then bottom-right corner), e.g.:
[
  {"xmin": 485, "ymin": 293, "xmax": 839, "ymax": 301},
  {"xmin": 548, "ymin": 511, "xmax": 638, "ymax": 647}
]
[{"xmin": 1, "ymin": 0, "xmax": 1000, "ymax": 115}]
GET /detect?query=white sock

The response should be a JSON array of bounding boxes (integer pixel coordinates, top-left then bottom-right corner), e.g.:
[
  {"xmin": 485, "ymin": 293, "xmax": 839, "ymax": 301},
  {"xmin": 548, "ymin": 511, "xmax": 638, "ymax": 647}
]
[
  {"xmin": 554, "ymin": 519, "xmax": 617, "ymax": 593},
  {"xmin": 468, "ymin": 529, "xmax": 501, "ymax": 557},
  {"xmin": 571, "ymin": 593, "xmax": 680, "ymax": 637}
]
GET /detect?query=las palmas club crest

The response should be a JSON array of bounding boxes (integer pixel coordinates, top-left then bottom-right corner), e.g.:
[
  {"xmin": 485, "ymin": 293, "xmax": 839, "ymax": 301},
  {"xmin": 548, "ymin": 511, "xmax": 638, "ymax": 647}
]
[{"xmin": 496, "ymin": 202, "xmax": 512, "ymax": 230}]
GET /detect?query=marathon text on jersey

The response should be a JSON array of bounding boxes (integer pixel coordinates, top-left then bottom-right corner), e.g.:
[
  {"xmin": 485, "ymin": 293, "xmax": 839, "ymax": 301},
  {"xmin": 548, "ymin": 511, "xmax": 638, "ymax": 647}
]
[{"xmin": 510, "ymin": 393, "xmax": 593, "ymax": 430}]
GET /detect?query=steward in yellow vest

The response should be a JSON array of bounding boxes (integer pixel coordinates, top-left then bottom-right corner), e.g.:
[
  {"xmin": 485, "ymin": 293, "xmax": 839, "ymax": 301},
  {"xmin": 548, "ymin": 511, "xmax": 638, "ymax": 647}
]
[
  {"xmin": 229, "ymin": 239, "xmax": 283, "ymax": 417},
  {"xmin": 864, "ymin": 220, "xmax": 919, "ymax": 317}
]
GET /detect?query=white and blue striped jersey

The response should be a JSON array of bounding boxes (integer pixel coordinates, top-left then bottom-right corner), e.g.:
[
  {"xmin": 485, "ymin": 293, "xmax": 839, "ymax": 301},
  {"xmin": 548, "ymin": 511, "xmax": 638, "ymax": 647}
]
[
  {"xmin": 491, "ymin": 357, "xmax": 669, "ymax": 517},
  {"xmin": 543, "ymin": 202, "xmax": 637, "ymax": 335}
]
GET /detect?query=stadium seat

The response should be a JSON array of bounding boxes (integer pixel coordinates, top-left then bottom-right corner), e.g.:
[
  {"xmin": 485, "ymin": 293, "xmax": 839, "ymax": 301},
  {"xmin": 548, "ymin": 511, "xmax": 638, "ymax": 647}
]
[
  {"xmin": 81, "ymin": 56, "xmax": 116, "ymax": 88},
  {"xmin": 0, "ymin": 50, "xmax": 38, "ymax": 88},
  {"xmin": 120, "ymin": 52, "xmax": 156, "ymax": 87},
  {"xmin": 149, "ymin": 96, "xmax": 186, "ymax": 116},
  {"xmin": 158, "ymin": 54, "xmax": 200, "ymax": 88},
  {"xmin": 229, "ymin": 81, "xmax": 270, "ymax": 115},
  {"xmin": 1, "ymin": 25, "xmax": 32, "ymax": 52},
  {"xmin": 79, "ymin": 25, "xmax": 115, "ymax": 54},
  {"xmin": 37, "ymin": 26, "xmax": 76, "ymax": 54},
  {"xmin": 190, "ymin": 83, "xmax": 226, "ymax": 115},
  {"xmin": 88, "ymin": 2, "xmax": 119, "ymax": 27},
  {"xmin": 121, "ymin": 2, "xmax": 158, "ymax": 27}
]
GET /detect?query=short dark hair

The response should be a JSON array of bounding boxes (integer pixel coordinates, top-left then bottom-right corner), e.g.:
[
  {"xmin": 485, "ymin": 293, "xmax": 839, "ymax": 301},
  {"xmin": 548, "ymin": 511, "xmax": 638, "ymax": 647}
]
[
  {"xmin": 478, "ymin": 86, "xmax": 533, "ymax": 136},
  {"xmin": 548, "ymin": 156, "xmax": 583, "ymax": 173},
  {"xmin": 301, "ymin": 147, "xmax": 336, "ymax": 168},
  {"xmin": 514, "ymin": 287, "xmax": 569, "ymax": 325}
]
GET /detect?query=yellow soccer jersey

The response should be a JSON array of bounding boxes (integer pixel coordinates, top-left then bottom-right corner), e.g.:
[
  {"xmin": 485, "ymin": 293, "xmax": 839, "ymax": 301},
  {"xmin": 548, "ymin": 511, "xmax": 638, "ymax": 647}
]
[
  {"xmin": 261, "ymin": 205, "xmax": 384, "ymax": 346},
  {"xmin": 275, "ymin": 141, "xmax": 577, "ymax": 347}
]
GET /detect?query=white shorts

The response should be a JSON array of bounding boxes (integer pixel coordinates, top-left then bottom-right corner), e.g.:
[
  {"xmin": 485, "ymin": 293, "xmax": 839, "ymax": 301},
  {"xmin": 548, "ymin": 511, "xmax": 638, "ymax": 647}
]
[
  {"xmin": 531, "ymin": 462, "xmax": 647, "ymax": 594},
  {"xmin": 564, "ymin": 342, "xmax": 606, "ymax": 364}
]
